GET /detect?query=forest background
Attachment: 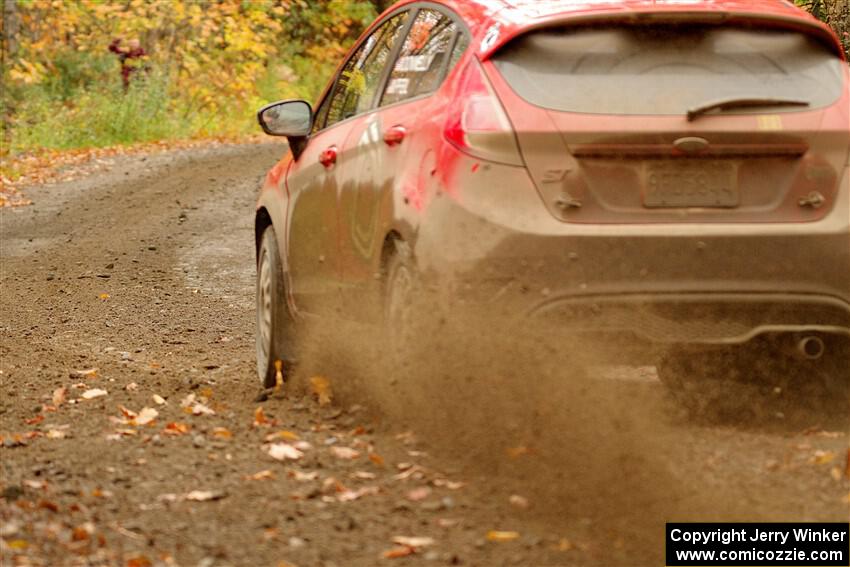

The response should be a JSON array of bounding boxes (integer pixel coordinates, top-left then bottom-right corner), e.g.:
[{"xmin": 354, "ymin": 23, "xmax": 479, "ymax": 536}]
[{"xmin": 0, "ymin": 0, "xmax": 847, "ymax": 183}]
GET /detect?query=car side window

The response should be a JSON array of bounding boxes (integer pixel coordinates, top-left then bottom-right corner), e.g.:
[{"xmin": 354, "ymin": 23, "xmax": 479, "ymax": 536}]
[
  {"xmin": 380, "ymin": 9, "xmax": 466, "ymax": 107},
  {"xmin": 311, "ymin": 92, "xmax": 332, "ymax": 135},
  {"xmin": 322, "ymin": 12, "xmax": 409, "ymax": 130}
]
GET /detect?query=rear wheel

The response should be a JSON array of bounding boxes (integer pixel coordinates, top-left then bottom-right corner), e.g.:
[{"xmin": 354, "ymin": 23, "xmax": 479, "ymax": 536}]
[
  {"xmin": 383, "ymin": 244, "xmax": 418, "ymax": 362},
  {"xmin": 256, "ymin": 226, "xmax": 296, "ymax": 388}
]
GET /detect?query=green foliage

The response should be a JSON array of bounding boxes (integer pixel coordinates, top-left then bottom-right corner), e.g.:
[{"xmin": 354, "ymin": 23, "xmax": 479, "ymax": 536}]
[{"xmin": 2, "ymin": 0, "xmax": 379, "ymax": 155}]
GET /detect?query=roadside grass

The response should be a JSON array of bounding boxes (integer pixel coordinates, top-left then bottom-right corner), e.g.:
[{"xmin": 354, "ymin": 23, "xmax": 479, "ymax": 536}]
[{"xmin": 1, "ymin": 53, "xmax": 339, "ymax": 191}]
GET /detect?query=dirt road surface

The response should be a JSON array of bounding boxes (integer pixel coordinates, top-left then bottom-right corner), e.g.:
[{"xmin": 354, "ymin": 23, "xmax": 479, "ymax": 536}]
[{"xmin": 1, "ymin": 143, "xmax": 848, "ymax": 567}]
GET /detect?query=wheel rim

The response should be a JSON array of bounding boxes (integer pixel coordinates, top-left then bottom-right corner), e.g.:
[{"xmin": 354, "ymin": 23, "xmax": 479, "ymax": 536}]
[
  {"xmin": 387, "ymin": 264, "xmax": 413, "ymax": 330},
  {"xmin": 256, "ymin": 248, "xmax": 273, "ymax": 382}
]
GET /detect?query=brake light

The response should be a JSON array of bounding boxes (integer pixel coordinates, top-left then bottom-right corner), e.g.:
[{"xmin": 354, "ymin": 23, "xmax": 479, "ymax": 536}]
[{"xmin": 444, "ymin": 59, "xmax": 524, "ymax": 167}]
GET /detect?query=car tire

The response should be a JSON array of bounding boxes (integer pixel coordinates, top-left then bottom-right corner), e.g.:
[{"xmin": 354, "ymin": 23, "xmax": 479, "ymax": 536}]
[
  {"xmin": 256, "ymin": 225, "xmax": 296, "ymax": 388},
  {"xmin": 383, "ymin": 243, "xmax": 417, "ymax": 354}
]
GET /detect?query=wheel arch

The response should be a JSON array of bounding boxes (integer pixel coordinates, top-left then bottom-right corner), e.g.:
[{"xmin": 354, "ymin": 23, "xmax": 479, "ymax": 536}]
[{"xmin": 255, "ymin": 207, "xmax": 273, "ymax": 264}]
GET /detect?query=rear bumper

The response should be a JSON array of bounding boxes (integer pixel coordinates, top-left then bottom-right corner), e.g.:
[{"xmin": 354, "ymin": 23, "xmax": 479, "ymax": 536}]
[
  {"xmin": 412, "ymin": 156, "xmax": 850, "ymax": 346},
  {"xmin": 527, "ymin": 292, "xmax": 850, "ymax": 345}
]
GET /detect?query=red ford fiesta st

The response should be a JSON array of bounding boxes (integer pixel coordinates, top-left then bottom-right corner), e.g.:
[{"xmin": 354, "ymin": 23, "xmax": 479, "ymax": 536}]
[{"xmin": 255, "ymin": 0, "xmax": 849, "ymax": 410}]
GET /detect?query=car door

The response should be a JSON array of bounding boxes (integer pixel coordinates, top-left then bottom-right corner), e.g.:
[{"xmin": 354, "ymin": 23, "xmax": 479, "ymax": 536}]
[
  {"xmin": 285, "ymin": 11, "xmax": 410, "ymax": 316},
  {"xmin": 338, "ymin": 7, "xmax": 469, "ymax": 317}
]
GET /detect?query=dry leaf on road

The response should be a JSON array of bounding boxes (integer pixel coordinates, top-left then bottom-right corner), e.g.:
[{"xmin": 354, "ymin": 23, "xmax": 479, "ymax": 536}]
[
  {"xmin": 392, "ymin": 536, "xmax": 435, "ymax": 548},
  {"xmin": 330, "ymin": 446, "xmax": 360, "ymax": 460},
  {"xmin": 268, "ymin": 443, "xmax": 303, "ymax": 461},
  {"xmin": 81, "ymin": 388, "xmax": 108, "ymax": 399},
  {"xmin": 135, "ymin": 407, "xmax": 158, "ymax": 426},
  {"xmin": 309, "ymin": 376, "xmax": 332, "ymax": 406},
  {"xmin": 52, "ymin": 387, "xmax": 67, "ymax": 407},
  {"xmin": 487, "ymin": 530, "xmax": 520, "ymax": 542},
  {"xmin": 382, "ymin": 546, "xmax": 416, "ymax": 559},
  {"xmin": 185, "ymin": 490, "xmax": 226, "ymax": 502},
  {"xmin": 71, "ymin": 368, "xmax": 98, "ymax": 379},
  {"xmin": 245, "ymin": 470, "xmax": 275, "ymax": 481}
]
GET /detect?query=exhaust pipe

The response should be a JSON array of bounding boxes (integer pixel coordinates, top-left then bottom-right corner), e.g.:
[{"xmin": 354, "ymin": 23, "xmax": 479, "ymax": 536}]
[{"xmin": 796, "ymin": 335, "xmax": 826, "ymax": 360}]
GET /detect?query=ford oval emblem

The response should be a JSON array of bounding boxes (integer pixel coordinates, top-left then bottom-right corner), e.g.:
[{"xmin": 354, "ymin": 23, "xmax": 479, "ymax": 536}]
[{"xmin": 673, "ymin": 137, "xmax": 710, "ymax": 154}]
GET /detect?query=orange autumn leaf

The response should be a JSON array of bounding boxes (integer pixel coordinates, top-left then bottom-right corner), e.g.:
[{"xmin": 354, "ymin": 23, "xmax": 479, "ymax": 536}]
[
  {"xmin": 309, "ymin": 375, "xmax": 332, "ymax": 406},
  {"xmin": 382, "ymin": 546, "xmax": 416, "ymax": 559},
  {"xmin": 163, "ymin": 422, "xmax": 190, "ymax": 436}
]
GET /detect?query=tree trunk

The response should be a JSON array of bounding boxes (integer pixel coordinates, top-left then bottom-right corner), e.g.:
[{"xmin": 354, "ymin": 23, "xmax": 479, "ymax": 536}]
[{"xmin": 2, "ymin": 0, "xmax": 20, "ymax": 61}]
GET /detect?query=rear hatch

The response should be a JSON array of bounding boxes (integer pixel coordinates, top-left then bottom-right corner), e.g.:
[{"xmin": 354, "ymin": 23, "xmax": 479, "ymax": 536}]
[{"xmin": 484, "ymin": 19, "xmax": 850, "ymax": 223}]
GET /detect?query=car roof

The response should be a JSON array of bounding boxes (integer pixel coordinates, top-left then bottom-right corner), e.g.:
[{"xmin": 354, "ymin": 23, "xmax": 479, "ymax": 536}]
[{"xmin": 387, "ymin": 0, "xmax": 844, "ymax": 59}]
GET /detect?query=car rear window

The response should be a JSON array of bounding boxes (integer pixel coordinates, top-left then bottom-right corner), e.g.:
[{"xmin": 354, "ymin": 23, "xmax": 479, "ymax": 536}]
[{"xmin": 492, "ymin": 25, "xmax": 845, "ymax": 115}]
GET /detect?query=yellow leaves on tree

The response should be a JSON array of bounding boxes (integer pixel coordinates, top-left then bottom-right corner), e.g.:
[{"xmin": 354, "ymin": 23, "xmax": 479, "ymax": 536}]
[{"xmin": 7, "ymin": 1, "xmax": 376, "ymax": 113}]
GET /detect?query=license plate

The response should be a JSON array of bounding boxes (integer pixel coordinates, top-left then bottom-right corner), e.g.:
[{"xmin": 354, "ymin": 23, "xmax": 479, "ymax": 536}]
[{"xmin": 643, "ymin": 161, "xmax": 738, "ymax": 208}]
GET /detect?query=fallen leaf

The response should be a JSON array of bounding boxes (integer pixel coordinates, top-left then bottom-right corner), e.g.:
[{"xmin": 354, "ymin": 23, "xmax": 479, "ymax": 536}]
[
  {"xmin": 330, "ymin": 446, "xmax": 360, "ymax": 460},
  {"xmin": 190, "ymin": 402, "xmax": 215, "ymax": 416},
  {"xmin": 25, "ymin": 415, "xmax": 44, "ymax": 425},
  {"xmin": 245, "ymin": 470, "xmax": 275, "ymax": 481},
  {"xmin": 554, "ymin": 538, "xmax": 574, "ymax": 552},
  {"xmin": 152, "ymin": 394, "xmax": 166, "ymax": 405},
  {"xmin": 99, "ymin": 293, "xmax": 110, "ymax": 300},
  {"xmin": 72, "ymin": 368, "xmax": 98, "ymax": 379},
  {"xmin": 392, "ymin": 536, "xmax": 435, "ymax": 548},
  {"xmin": 406, "ymin": 486, "xmax": 431, "ymax": 502},
  {"xmin": 134, "ymin": 407, "xmax": 158, "ymax": 426},
  {"xmin": 38, "ymin": 499, "xmax": 59, "ymax": 513},
  {"xmin": 46, "ymin": 429, "xmax": 67, "ymax": 439},
  {"xmin": 52, "ymin": 387, "xmax": 67, "ymax": 407},
  {"xmin": 289, "ymin": 470, "xmax": 319, "ymax": 482},
  {"xmin": 274, "ymin": 360, "xmax": 284, "ymax": 391},
  {"xmin": 267, "ymin": 443, "xmax": 303, "ymax": 461},
  {"xmin": 163, "ymin": 422, "xmax": 190, "ymax": 436},
  {"xmin": 265, "ymin": 430, "xmax": 299, "ymax": 442},
  {"xmin": 309, "ymin": 375, "xmax": 332, "ymax": 406},
  {"xmin": 433, "ymin": 479, "xmax": 464, "ymax": 490},
  {"xmin": 369, "ymin": 453, "xmax": 385, "ymax": 467},
  {"xmin": 382, "ymin": 546, "xmax": 416, "ymax": 559},
  {"xmin": 126, "ymin": 557, "xmax": 153, "ymax": 567},
  {"xmin": 509, "ymin": 494, "xmax": 529, "ymax": 509},
  {"xmin": 338, "ymin": 486, "xmax": 379, "ymax": 502},
  {"xmin": 81, "ymin": 388, "xmax": 108, "ymax": 399},
  {"xmin": 119, "ymin": 405, "xmax": 137, "ymax": 419},
  {"xmin": 6, "ymin": 540, "xmax": 29, "ymax": 550},
  {"xmin": 185, "ymin": 490, "xmax": 226, "ymax": 502},
  {"xmin": 506, "ymin": 446, "xmax": 532, "ymax": 458},
  {"xmin": 212, "ymin": 427, "xmax": 232, "ymax": 439},
  {"xmin": 810, "ymin": 450, "xmax": 836, "ymax": 465},
  {"xmin": 253, "ymin": 406, "xmax": 271, "ymax": 427},
  {"xmin": 72, "ymin": 523, "xmax": 94, "ymax": 541},
  {"xmin": 487, "ymin": 530, "xmax": 520, "ymax": 542}
]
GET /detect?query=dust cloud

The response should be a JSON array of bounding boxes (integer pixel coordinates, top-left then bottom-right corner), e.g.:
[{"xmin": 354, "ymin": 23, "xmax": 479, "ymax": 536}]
[{"xmin": 287, "ymin": 292, "xmax": 849, "ymax": 565}]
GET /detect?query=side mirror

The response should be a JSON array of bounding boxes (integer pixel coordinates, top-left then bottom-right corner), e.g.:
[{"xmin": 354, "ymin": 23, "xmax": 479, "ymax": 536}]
[{"xmin": 257, "ymin": 100, "xmax": 312, "ymax": 138}]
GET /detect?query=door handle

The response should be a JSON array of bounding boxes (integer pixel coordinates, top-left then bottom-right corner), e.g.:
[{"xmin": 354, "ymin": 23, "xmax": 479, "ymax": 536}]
[
  {"xmin": 319, "ymin": 146, "xmax": 337, "ymax": 168},
  {"xmin": 383, "ymin": 126, "xmax": 407, "ymax": 147}
]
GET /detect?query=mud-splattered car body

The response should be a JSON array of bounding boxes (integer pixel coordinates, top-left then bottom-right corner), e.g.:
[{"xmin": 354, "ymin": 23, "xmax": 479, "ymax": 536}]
[{"xmin": 254, "ymin": 0, "xmax": 849, "ymax": 393}]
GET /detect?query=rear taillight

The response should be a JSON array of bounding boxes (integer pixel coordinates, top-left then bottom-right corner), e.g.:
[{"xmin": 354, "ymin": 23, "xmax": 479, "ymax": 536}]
[{"xmin": 444, "ymin": 59, "xmax": 524, "ymax": 167}]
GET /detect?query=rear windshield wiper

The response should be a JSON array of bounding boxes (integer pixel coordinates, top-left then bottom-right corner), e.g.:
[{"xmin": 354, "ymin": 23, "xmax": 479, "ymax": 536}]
[{"xmin": 686, "ymin": 97, "xmax": 810, "ymax": 121}]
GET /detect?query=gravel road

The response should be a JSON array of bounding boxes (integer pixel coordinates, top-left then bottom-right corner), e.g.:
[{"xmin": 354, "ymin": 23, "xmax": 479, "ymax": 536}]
[{"xmin": 1, "ymin": 142, "xmax": 847, "ymax": 567}]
